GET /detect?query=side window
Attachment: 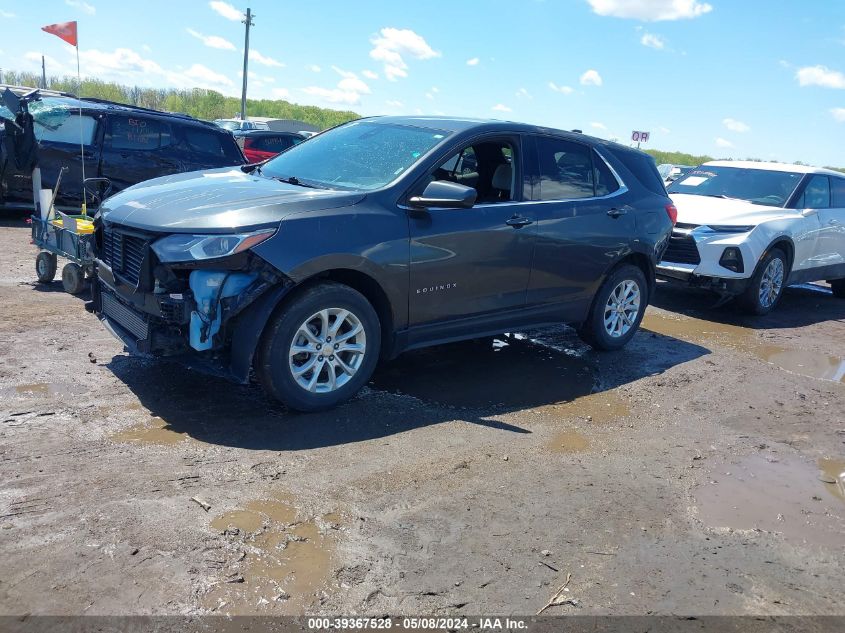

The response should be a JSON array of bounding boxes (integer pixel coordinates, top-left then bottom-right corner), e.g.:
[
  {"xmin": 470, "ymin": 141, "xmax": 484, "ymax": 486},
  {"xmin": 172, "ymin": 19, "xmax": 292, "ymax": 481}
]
[
  {"xmin": 593, "ymin": 150, "xmax": 620, "ymax": 197},
  {"xmin": 536, "ymin": 137, "xmax": 594, "ymax": 200},
  {"xmin": 428, "ymin": 141, "xmax": 516, "ymax": 203},
  {"xmin": 107, "ymin": 116, "xmax": 172, "ymax": 151},
  {"xmin": 183, "ymin": 128, "xmax": 226, "ymax": 158},
  {"xmin": 830, "ymin": 177, "xmax": 845, "ymax": 208},
  {"xmin": 34, "ymin": 115, "xmax": 97, "ymax": 146},
  {"xmin": 797, "ymin": 175, "xmax": 830, "ymax": 209}
]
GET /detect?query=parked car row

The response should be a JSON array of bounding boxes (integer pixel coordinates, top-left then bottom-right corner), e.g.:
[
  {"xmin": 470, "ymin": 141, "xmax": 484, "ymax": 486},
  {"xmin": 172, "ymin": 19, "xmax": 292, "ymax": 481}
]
[{"xmin": 1, "ymin": 89, "xmax": 246, "ymax": 212}]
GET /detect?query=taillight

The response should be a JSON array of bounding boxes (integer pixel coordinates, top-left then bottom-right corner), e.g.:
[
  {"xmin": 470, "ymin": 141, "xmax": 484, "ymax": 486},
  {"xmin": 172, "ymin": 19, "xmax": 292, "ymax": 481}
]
[
  {"xmin": 243, "ymin": 138, "xmax": 255, "ymax": 148},
  {"xmin": 665, "ymin": 203, "xmax": 678, "ymax": 225}
]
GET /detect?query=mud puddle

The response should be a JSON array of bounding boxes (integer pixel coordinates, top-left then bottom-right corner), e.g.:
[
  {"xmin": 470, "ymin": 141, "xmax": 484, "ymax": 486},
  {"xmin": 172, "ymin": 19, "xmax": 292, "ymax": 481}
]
[
  {"xmin": 205, "ymin": 495, "xmax": 339, "ymax": 614},
  {"xmin": 0, "ymin": 382, "xmax": 75, "ymax": 399},
  {"xmin": 547, "ymin": 430, "xmax": 590, "ymax": 454},
  {"xmin": 111, "ymin": 416, "xmax": 194, "ymax": 445},
  {"xmin": 371, "ymin": 329, "xmax": 595, "ymax": 410},
  {"xmin": 693, "ymin": 453, "xmax": 845, "ymax": 547},
  {"xmin": 643, "ymin": 312, "xmax": 845, "ymax": 384}
]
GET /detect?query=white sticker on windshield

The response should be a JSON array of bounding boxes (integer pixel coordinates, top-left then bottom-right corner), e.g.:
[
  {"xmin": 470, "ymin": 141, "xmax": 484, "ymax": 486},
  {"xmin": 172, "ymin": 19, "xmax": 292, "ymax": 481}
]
[{"xmin": 681, "ymin": 176, "xmax": 708, "ymax": 186}]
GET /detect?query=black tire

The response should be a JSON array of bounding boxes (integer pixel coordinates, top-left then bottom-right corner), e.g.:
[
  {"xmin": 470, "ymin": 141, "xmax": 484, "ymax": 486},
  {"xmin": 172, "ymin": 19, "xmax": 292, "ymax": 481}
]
[
  {"xmin": 578, "ymin": 264, "xmax": 648, "ymax": 351},
  {"xmin": 830, "ymin": 279, "xmax": 845, "ymax": 298},
  {"xmin": 256, "ymin": 282, "xmax": 381, "ymax": 412},
  {"xmin": 61, "ymin": 262, "xmax": 87, "ymax": 295},
  {"xmin": 35, "ymin": 251, "xmax": 57, "ymax": 283},
  {"xmin": 738, "ymin": 248, "xmax": 788, "ymax": 315}
]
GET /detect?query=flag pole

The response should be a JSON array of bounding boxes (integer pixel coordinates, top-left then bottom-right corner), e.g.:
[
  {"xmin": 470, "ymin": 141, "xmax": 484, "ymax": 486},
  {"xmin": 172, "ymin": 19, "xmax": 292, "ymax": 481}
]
[{"xmin": 76, "ymin": 39, "xmax": 86, "ymax": 215}]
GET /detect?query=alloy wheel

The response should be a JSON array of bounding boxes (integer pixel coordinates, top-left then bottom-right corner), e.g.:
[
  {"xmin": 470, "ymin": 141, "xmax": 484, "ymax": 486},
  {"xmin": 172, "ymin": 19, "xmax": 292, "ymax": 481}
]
[
  {"xmin": 758, "ymin": 257, "xmax": 784, "ymax": 308},
  {"xmin": 603, "ymin": 279, "xmax": 641, "ymax": 338},
  {"xmin": 288, "ymin": 308, "xmax": 367, "ymax": 393}
]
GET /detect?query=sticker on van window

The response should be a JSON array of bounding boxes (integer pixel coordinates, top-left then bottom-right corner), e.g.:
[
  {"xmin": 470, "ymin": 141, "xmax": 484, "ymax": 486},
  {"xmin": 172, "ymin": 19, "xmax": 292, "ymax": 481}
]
[{"xmin": 680, "ymin": 176, "xmax": 708, "ymax": 186}]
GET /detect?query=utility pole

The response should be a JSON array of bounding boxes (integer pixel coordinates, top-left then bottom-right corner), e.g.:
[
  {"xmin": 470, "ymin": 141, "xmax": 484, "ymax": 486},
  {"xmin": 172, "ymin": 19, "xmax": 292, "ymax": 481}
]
[
  {"xmin": 240, "ymin": 7, "xmax": 254, "ymax": 121},
  {"xmin": 41, "ymin": 55, "xmax": 47, "ymax": 89}
]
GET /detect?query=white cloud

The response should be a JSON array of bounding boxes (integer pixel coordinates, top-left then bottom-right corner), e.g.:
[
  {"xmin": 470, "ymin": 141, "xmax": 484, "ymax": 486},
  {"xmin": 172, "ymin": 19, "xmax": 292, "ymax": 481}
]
[
  {"xmin": 386, "ymin": 100, "xmax": 403, "ymax": 107},
  {"xmin": 369, "ymin": 27, "xmax": 440, "ymax": 81},
  {"xmin": 142, "ymin": 44, "xmax": 152, "ymax": 52},
  {"xmin": 549, "ymin": 82, "xmax": 574, "ymax": 94},
  {"xmin": 272, "ymin": 87, "xmax": 290, "ymax": 99},
  {"xmin": 302, "ymin": 86, "xmax": 360, "ymax": 105},
  {"xmin": 587, "ymin": 0, "xmax": 713, "ymax": 21},
  {"xmin": 302, "ymin": 66, "xmax": 371, "ymax": 106},
  {"xmin": 307, "ymin": 64, "xmax": 321, "ymax": 72},
  {"xmin": 362, "ymin": 69, "xmax": 378, "ymax": 79},
  {"xmin": 209, "ymin": 0, "xmax": 242, "ymax": 21},
  {"xmin": 431, "ymin": 86, "xmax": 439, "ymax": 93},
  {"xmin": 492, "ymin": 103, "xmax": 512, "ymax": 112},
  {"xmin": 658, "ymin": 126, "xmax": 671, "ymax": 134},
  {"xmin": 515, "ymin": 87, "xmax": 532, "ymax": 99},
  {"xmin": 0, "ymin": 9, "xmax": 15, "ymax": 17},
  {"xmin": 425, "ymin": 92, "xmax": 434, "ymax": 100},
  {"xmin": 723, "ymin": 117, "xmax": 750, "ymax": 132},
  {"xmin": 65, "ymin": 0, "xmax": 96, "ymax": 15},
  {"xmin": 580, "ymin": 69, "xmax": 603, "ymax": 86},
  {"xmin": 590, "ymin": 122, "xmax": 607, "ymax": 130},
  {"xmin": 795, "ymin": 65, "xmax": 845, "ymax": 89},
  {"xmin": 640, "ymin": 33, "xmax": 665, "ymax": 49},
  {"xmin": 186, "ymin": 28, "xmax": 236, "ymax": 51},
  {"xmin": 831, "ymin": 108, "xmax": 845, "ymax": 122},
  {"xmin": 183, "ymin": 64, "xmax": 233, "ymax": 88},
  {"xmin": 715, "ymin": 137, "xmax": 734, "ymax": 148},
  {"xmin": 466, "ymin": 57, "xmax": 480, "ymax": 66},
  {"xmin": 250, "ymin": 49, "xmax": 284, "ymax": 68}
]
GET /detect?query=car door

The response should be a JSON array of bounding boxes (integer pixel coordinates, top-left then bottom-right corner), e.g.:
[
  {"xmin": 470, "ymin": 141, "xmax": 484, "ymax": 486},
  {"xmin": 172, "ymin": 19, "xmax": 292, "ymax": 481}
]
[
  {"xmin": 822, "ymin": 176, "xmax": 845, "ymax": 270},
  {"xmin": 6, "ymin": 109, "xmax": 101, "ymax": 210},
  {"xmin": 406, "ymin": 135, "xmax": 535, "ymax": 327},
  {"xmin": 100, "ymin": 115, "xmax": 180, "ymax": 193},
  {"xmin": 525, "ymin": 135, "xmax": 634, "ymax": 319},
  {"xmin": 791, "ymin": 174, "xmax": 836, "ymax": 273}
]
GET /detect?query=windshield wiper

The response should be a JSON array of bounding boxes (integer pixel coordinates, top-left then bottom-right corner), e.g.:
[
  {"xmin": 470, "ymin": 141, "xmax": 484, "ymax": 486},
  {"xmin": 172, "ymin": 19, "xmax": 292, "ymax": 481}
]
[{"xmin": 272, "ymin": 175, "xmax": 325, "ymax": 189}]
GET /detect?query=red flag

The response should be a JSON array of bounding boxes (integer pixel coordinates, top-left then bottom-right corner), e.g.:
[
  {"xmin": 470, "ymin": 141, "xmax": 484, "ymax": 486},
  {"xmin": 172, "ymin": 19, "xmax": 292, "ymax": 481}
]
[{"xmin": 42, "ymin": 21, "xmax": 78, "ymax": 47}]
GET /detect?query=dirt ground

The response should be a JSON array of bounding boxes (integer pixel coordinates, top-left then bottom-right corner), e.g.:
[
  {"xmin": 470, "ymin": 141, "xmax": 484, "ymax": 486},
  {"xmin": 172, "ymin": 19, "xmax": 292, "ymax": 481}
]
[{"xmin": 1, "ymin": 216, "xmax": 843, "ymax": 617}]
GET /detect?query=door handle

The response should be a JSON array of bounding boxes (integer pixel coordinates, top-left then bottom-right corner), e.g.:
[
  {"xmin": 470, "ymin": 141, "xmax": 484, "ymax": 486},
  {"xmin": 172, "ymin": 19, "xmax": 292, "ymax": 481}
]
[
  {"xmin": 607, "ymin": 207, "xmax": 627, "ymax": 218},
  {"xmin": 506, "ymin": 216, "xmax": 533, "ymax": 228}
]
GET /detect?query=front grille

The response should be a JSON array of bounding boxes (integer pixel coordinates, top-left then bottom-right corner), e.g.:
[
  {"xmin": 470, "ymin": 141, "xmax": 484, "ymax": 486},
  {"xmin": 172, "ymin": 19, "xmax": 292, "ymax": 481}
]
[
  {"xmin": 102, "ymin": 228, "xmax": 147, "ymax": 286},
  {"xmin": 102, "ymin": 291, "xmax": 149, "ymax": 341},
  {"xmin": 663, "ymin": 233, "xmax": 701, "ymax": 265}
]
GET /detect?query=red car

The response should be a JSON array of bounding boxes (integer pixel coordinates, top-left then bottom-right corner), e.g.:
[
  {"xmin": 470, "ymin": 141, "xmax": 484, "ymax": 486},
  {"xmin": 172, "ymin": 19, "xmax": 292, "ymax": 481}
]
[{"xmin": 236, "ymin": 131, "xmax": 306, "ymax": 163}]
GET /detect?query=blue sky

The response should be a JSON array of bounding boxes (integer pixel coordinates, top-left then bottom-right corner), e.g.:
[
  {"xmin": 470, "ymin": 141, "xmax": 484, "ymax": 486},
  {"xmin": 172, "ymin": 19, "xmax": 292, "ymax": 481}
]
[{"xmin": 1, "ymin": 0, "xmax": 844, "ymax": 165}]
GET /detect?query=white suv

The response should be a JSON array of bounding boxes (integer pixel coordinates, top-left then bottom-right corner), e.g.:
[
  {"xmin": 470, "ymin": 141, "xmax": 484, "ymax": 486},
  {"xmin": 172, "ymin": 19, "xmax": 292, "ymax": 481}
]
[{"xmin": 657, "ymin": 161, "xmax": 845, "ymax": 314}]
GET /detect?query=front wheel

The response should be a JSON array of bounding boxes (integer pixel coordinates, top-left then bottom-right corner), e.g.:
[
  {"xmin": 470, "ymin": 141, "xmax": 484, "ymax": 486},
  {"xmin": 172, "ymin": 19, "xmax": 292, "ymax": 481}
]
[
  {"xmin": 256, "ymin": 282, "xmax": 381, "ymax": 412},
  {"xmin": 578, "ymin": 264, "xmax": 648, "ymax": 351},
  {"xmin": 61, "ymin": 262, "xmax": 87, "ymax": 295},
  {"xmin": 738, "ymin": 248, "xmax": 787, "ymax": 315}
]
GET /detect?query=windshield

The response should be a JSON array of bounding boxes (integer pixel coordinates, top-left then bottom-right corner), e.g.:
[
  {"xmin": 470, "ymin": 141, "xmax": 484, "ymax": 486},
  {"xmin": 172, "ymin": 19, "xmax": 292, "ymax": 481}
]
[
  {"xmin": 668, "ymin": 166, "xmax": 803, "ymax": 206},
  {"xmin": 215, "ymin": 120, "xmax": 240, "ymax": 131},
  {"xmin": 260, "ymin": 120, "xmax": 451, "ymax": 191}
]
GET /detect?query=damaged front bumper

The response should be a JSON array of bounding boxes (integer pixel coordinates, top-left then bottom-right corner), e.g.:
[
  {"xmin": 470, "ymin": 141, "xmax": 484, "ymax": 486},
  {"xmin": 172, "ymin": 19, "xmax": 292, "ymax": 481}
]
[{"xmin": 94, "ymin": 227, "xmax": 290, "ymax": 383}]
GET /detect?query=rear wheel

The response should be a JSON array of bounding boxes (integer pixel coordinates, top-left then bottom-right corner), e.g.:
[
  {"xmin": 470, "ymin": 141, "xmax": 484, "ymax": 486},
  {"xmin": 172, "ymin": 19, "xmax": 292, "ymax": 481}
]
[
  {"xmin": 578, "ymin": 264, "xmax": 648, "ymax": 351},
  {"xmin": 256, "ymin": 282, "xmax": 381, "ymax": 412},
  {"xmin": 830, "ymin": 279, "xmax": 845, "ymax": 298},
  {"xmin": 61, "ymin": 262, "xmax": 87, "ymax": 295},
  {"xmin": 739, "ymin": 248, "xmax": 787, "ymax": 315},
  {"xmin": 35, "ymin": 252, "xmax": 57, "ymax": 283}
]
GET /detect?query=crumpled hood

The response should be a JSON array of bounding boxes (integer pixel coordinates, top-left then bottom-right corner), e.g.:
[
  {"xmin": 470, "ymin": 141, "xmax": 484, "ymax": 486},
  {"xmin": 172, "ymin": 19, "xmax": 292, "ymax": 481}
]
[
  {"xmin": 100, "ymin": 167, "xmax": 365, "ymax": 233},
  {"xmin": 670, "ymin": 193, "xmax": 791, "ymax": 226}
]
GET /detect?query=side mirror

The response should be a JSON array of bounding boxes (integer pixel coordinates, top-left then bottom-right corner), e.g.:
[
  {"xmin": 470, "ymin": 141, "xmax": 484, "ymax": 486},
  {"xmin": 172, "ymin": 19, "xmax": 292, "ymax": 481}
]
[{"xmin": 409, "ymin": 180, "xmax": 477, "ymax": 209}]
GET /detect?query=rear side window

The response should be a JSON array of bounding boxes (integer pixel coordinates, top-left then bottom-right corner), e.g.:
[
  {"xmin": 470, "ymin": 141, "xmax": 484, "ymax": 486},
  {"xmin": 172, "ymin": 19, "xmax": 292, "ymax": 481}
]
[
  {"xmin": 593, "ymin": 150, "xmax": 620, "ymax": 197},
  {"xmin": 183, "ymin": 127, "xmax": 241, "ymax": 162},
  {"xmin": 107, "ymin": 116, "xmax": 172, "ymax": 151},
  {"xmin": 830, "ymin": 177, "xmax": 845, "ymax": 207},
  {"xmin": 609, "ymin": 148, "xmax": 666, "ymax": 195},
  {"xmin": 535, "ymin": 137, "xmax": 594, "ymax": 200},
  {"xmin": 35, "ymin": 115, "xmax": 97, "ymax": 146},
  {"xmin": 255, "ymin": 135, "xmax": 299, "ymax": 151}
]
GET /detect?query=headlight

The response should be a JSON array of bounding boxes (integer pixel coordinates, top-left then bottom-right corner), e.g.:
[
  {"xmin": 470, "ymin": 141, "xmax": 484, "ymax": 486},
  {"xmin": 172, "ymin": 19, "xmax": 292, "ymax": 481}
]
[
  {"xmin": 706, "ymin": 225, "xmax": 754, "ymax": 233},
  {"xmin": 151, "ymin": 228, "xmax": 276, "ymax": 262}
]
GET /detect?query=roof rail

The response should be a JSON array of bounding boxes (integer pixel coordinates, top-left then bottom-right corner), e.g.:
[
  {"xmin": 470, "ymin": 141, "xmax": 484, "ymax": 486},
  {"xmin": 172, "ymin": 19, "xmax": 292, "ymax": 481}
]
[{"xmin": 0, "ymin": 84, "xmax": 77, "ymax": 98}]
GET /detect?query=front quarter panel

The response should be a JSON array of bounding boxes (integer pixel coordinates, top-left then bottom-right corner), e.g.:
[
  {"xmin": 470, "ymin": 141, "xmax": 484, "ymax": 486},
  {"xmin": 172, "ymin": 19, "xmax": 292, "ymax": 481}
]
[{"xmin": 250, "ymin": 193, "xmax": 410, "ymax": 329}]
